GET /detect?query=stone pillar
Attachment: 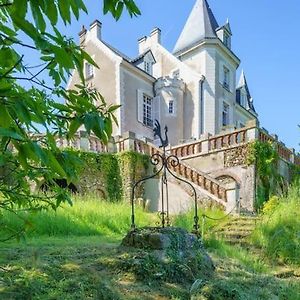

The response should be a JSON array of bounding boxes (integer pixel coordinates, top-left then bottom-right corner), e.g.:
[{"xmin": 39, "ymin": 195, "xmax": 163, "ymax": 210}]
[
  {"xmin": 225, "ymin": 182, "xmax": 238, "ymax": 214},
  {"xmin": 200, "ymin": 133, "xmax": 211, "ymax": 154},
  {"xmin": 123, "ymin": 131, "xmax": 136, "ymax": 151},
  {"xmin": 107, "ymin": 137, "xmax": 116, "ymax": 153},
  {"xmin": 246, "ymin": 126, "xmax": 259, "ymax": 141},
  {"xmin": 290, "ymin": 148, "xmax": 295, "ymax": 164},
  {"xmin": 79, "ymin": 131, "xmax": 89, "ymax": 151}
]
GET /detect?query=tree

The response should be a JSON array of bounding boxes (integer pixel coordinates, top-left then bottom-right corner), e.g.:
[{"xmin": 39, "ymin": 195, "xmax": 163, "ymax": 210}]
[{"xmin": 0, "ymin": 0, "xmax": 140, "ymax": 239}]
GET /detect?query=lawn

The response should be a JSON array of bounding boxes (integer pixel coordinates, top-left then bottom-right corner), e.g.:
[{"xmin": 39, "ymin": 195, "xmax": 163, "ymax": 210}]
[{"xmin": 0, "ymin": 195, "xmax": 299, "ymax": 299}]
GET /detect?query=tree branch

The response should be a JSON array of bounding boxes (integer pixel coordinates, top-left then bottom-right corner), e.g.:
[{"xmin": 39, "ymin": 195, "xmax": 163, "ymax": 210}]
[
  {"xmin": 0, "ymin": 2, "xmax": 13, "ymax": 8},
  {"xmin": 0, "ymin": 55, "xmax": 24, "ymax": 79},
  {"xmin": 0, "ymin": 33, "xmax": 36, "ymax": 50},
  {"xmin": 28, "ymin": 59, "xmax": 54, "ymax": 81},
  {"xmin": 5, "ymin": 76, "xmax": 54, "ymax": 91}
]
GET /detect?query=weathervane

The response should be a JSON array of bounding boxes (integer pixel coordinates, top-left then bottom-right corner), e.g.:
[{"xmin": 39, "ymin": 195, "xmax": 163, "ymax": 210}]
[{"xmin": 130, "ymin": 120, "xmax": 199, "ymax": 235}]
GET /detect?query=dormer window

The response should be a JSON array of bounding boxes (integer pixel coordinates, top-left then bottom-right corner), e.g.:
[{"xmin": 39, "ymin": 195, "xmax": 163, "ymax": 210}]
[
  {"xmin": 132, "ymin": 50, "xmax": 156, "ymax": 76},
  {"xmin": 240, "ymin": 92, "xmax": 247, "ymax": 108},
  {"xmin": 223, "ymin": 32, "xmax": 230, "ymax": 48}
]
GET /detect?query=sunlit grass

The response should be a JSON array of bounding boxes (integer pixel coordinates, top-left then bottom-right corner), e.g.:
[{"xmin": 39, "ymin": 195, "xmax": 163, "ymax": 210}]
[
  {"xmin": 251, "ymin": 183, "xmax": 300, "ymax": 265},
  {"xmin": 0, "ymin": 194, "xmax": 157, "ymax": 241}
]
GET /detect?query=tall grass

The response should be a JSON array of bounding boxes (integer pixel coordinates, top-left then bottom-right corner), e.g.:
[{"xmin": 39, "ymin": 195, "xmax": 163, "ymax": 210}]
[
  {"xmin": 251, "ymin": 183, "xmax": 300, "ymax": 265},
  {"xmin": 0, "ymin": 195, "xmax": 156, "ymax": 240},
  {"xmin": 173, "ymin": 207, "xmax": 226, "ymax": 234}
]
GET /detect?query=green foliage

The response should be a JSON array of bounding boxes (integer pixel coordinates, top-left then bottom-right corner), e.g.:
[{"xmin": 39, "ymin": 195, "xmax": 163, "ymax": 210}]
[
  {"xmin": 262, "ymin": 195, "xmax": 280, "ymax": 215},
  {"xmin": 0, "ymin": 0, "xmax": 140, "ymax": 231},
  {"xmin": 251, "ymin": 184, "xmax": 300, "ymax": 265},
  {"xmin": 71, "ymin": 150, "xmax": 149, "ymax": 201},
  {"xmin": 290, "ymin": 163, "xmax": 300, "ymax": 183},
  {"xmin": 103, "ymin": 0, "xmax": 141, "ymax": 20},
  {"xmin": 247, "ymin": 141, "xmax": 282, "ymax": 210}
]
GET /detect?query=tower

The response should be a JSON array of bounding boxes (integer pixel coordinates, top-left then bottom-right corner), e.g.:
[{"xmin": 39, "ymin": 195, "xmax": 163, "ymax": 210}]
[{"xmin": 173, "ymin": 0, "xmax": 241, "ymax": 135}]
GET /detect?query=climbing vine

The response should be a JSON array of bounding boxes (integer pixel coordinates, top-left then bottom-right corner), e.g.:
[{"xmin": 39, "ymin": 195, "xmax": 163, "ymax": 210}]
[
  {"xmin": 247, "ymin": 141, "xmax": 283, "ymax": 210},
  {"xmin": 67, "ymin": 150, "xmax": 149, "ymax": 202}
]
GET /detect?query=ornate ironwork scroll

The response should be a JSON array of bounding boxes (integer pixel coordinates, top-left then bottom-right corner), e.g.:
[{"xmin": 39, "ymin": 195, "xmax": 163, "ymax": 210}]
[{"xmin": 131, "ymin": 120, "xmax": 199, "ymax": 235}]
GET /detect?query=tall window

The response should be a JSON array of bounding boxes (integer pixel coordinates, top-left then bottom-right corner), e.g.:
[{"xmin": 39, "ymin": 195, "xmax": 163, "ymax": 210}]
[
  {"xmin": 168, "ymin": 100, "xmax": 174, "ymax": 114},
  {"xmin": 85, "ymin": 63, "xmax": 94, "ymax": 79},
  {"xmin": 222, "ymin": 103, "xmax": 230, "ymax": 126},
  {"xmin": 144, "ymin": 61, "xmax": 152, "ymax": 75},
  {"xmin": 223, "ymin": 66, "xmax": 230, "ymax": 89},
  {"xmin": 143, "ymin": 94, "xmax": 153, "ymax": 127}
]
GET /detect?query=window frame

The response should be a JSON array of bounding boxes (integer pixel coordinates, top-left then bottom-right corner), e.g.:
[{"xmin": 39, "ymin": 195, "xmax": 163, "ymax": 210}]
[
  {"xmin": 85, "ymin": 62, "xmax": 94, "ymax": 79},
  {"xmin": 144, "ymin": 61, "xmax": 152, "ymax": 75},
  {"xmin": 223, "ymin": 66, "xmax": 230, "ymax": 90},
  {"xmin": 168, "ymin": 99, "xmax": 175, "ymax": 115},
  {"xmin": 223, "ymin": 32, "xmax": 230, "ymax": 48},
  {"xmin": 142, "ymin": 94, "xmax": 153, "ymax": 127}
]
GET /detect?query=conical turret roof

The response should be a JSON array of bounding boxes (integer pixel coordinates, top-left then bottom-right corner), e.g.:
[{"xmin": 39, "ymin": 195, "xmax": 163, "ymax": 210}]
[{"xmin": 173, "ymin": 0, "xmax": 219, "ymax": 54}]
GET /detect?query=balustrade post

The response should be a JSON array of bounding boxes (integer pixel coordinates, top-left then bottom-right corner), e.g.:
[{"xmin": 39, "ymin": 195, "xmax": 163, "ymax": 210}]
[
  {"xmin": 79, "ymin": 131, "xmax": 89, "ymax": 151},
  {"xmin": 122, "ymin": 131, "xmax": 136, "ymax": 151},
  {"xmin": 289, "ymin": 148, "xmax": 295, "ymax": 164},
  {"xmin": 200, "ymin": 133, "xmax": 210, "ymax": 154}
]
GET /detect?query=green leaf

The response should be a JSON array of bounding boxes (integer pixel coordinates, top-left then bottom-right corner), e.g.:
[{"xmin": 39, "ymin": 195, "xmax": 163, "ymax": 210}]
[
  {"xmin": 0, "ymin": 128, "xmax": 23, "ymax": 140},
  {"xmin": 45, "ymin": 0, "xmax": 58, "ymax": 25},
  {"xmin": 68, "ymin": 118, "xmax": 82, "ymax": 138},
  {"xmin": 30, "ymin": 1, "xmax": 46, "ymax": 32},
  {"xmin": 0, "ymin": 106, "xmax": 12, "ymax": 126},
  {"xmin": 115, "ymin": 1, "xmax": 124, "ymax": 20},
  {"xmin": 58, "ymin": 0, "xmax": 71, "ymax": 25},
  {"xmin": 12, "ymin": 15, "xmax": 39, "ymax": 41}
]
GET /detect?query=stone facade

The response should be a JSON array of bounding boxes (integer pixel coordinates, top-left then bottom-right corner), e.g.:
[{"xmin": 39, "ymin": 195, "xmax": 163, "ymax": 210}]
[{"xmin": 68, "ymin": 0, "xmax": 258, "ymax": 146}]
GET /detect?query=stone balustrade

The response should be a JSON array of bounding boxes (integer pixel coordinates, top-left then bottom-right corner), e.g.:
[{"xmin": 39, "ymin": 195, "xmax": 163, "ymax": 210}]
[
  {"xmin": 258, "ymin": 129, "xmax": 299, "ymax": 164},
  {"xmin": 169, "ymin": 124, "xmax": 256, "ymax": 159},
  {"xmin": 130, "ymin": 140, "xmax": 227, "ymax": 204}
]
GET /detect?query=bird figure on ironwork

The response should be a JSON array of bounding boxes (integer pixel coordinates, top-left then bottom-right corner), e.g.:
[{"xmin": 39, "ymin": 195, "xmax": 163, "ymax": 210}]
[{"xmin": 153, "ymin": 119, "xmax": 168, "ymax": 148}]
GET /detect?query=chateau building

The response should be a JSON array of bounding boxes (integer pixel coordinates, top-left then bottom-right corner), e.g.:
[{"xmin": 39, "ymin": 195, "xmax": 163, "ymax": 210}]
[
  {"xmin": 66, "ymin": 0, "xmax": 300, "ymax": 213},
  {"xmin": 68, "ymin": 0, "xmax": 258, "ymax": 146}
]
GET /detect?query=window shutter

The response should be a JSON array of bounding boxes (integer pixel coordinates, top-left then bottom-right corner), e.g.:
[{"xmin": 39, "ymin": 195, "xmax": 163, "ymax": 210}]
[
  {"xmin": 153, "ymin": 96, "xmax": 160, "ymax": 124},
  {"xmin": 137, "ymin": 89, "xmax": 143, "ymax": 123}
]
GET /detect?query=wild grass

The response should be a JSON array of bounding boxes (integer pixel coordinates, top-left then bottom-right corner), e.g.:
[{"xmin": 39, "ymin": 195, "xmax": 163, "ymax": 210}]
[
  {"xmin": 173, "ymin": 206, "xmax": 225, "ymax": 234},
  {"xmin": 0, "ymin": 194, "xmax": 156, "ymax": 241},
  {"xmin": 251, "ymin": 183, "xmax": 300, "ymax": 265}
]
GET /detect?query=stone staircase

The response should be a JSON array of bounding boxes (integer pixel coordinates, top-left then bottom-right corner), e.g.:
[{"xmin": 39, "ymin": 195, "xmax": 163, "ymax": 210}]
[
  {"xmin": 134, "ymin": 140, "xmax": 228, "ymax": 207},
  {"xmin": 211, "ymin": 215, "xmax": 260, "ymax": 246}
]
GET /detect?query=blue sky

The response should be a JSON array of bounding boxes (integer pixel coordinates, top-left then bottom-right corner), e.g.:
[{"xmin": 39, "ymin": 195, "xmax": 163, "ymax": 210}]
[{"xmin": 62, "ymin": 0, "xmax": 299, "ymax": 151}]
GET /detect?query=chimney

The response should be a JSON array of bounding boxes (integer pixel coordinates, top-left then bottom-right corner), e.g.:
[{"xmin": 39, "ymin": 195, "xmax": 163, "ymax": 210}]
[
  {"xmin": 138, "ymin": 36, "xmax": 147, "ymax": 54},
  {"xmin": 90, "ymin": 19, "xmax": 102, "ymax": 40},
  {"xmin": 150, "ymin": 27, "xmax": 161, "ymax": 44},
  {"xmin": 78, "ymin": 25, "xmax": 87, "ymax": 45}
]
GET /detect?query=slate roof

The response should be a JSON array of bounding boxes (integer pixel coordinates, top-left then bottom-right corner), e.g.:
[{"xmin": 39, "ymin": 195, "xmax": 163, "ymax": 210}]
[
  {"xmin": 236, "ymin": 70, "xmax": 256, "ymax": 113},
  {"xmin": 173, "ymin": 0, "xmax": 219, "ymax": 54},
  {"xmin": 131, "ymin": 49, "xmax": 156, "ymax": 64},
  {"xmin": 102, "ymin": 41, "xmax": 132, "ymax": 62}
]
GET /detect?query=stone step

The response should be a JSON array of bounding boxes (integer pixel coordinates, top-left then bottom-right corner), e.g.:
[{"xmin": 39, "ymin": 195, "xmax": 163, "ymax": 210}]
[{"xmin": 211, "ymin": 216, "xmax": 259, "ymax": 246}]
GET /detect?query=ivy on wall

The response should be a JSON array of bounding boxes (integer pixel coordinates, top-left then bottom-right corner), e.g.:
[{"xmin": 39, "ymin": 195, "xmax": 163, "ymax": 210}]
[
  {"xmin": 68, "ymin": 150, "xmax": 149, "ymax": 202},
  {"xmin": 247, "ymin": 141, "xmax": 283, "ymax": 210}
]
